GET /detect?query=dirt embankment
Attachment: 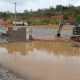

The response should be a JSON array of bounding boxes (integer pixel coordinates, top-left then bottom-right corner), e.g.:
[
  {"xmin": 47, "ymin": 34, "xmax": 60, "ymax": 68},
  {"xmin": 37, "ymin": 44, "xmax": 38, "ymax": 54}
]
[{"xmin": 27, "ymin": 25, "xmax": 73, "ymax": 30}]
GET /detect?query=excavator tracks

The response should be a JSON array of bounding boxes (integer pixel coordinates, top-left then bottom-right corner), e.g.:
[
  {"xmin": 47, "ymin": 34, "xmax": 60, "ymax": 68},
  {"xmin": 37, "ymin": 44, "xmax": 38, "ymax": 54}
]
[{"xmin": 70, "ymin": 36, "xmax": 80, "ymax": 42}]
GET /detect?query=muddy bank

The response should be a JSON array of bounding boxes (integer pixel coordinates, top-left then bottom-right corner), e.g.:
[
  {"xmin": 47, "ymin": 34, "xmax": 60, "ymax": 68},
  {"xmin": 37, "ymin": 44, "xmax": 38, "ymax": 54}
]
[
  {"xmin": 33, "ymin": 36, "xmax": 71, "ymax": 42},
  {"xmin": 0, "ymin": 64, "xmax": 24, "ymax": 80},
  {"xmin": 27, "ymin": 25, "xmax": 73, "ymax": 30}
]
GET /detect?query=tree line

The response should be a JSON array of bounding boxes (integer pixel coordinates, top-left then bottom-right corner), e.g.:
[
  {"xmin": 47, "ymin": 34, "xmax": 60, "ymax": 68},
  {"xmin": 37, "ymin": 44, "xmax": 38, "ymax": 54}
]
[{"xmin": 0, "ymin": 5, "xmax": 80, "ymax": 25}]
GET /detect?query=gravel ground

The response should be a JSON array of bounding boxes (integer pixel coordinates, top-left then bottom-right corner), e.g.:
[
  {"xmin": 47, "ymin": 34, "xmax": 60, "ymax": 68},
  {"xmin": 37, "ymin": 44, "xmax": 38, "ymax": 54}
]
[{"xmin": 0, "ymin": 65, "xmax": 24, "ymax": 80}]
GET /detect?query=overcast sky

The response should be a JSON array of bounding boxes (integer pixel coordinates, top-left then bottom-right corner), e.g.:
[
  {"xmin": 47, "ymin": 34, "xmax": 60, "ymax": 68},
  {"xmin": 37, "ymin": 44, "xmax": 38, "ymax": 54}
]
[{"xmin": 0, "ymin": 0, "xmax": 80, "ymax": 12}]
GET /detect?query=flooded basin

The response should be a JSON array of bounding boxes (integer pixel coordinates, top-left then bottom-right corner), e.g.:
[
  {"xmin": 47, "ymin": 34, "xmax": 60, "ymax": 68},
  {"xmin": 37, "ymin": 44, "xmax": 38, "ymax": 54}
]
[
  {"xmin": 32, "ymin": 28, "xmax": 72, "ymax": 36},
  {"xmin": 0, "ymin": 41, "xmax": 80, "ymax": 80},
  {"xmin": 26, "ymin": 28, "xmax": 73, "ymax": 40}
]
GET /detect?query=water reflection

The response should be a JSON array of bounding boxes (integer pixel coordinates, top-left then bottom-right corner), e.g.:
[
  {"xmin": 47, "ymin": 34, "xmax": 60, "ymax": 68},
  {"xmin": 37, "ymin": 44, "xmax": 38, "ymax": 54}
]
[
  {"xmin": 2, "ymin": 41, "xmax": 80, "ymax": 56},
  {"xmin": 0, "ymin": 41, "xmax": 80, "ymax": 80}
]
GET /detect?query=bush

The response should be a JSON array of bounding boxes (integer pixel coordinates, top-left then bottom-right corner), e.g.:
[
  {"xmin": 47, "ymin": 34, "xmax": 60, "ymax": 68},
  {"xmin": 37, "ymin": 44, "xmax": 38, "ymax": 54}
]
[
  {"xmin": 27, "ymin": 19, "xmax": 50, "ymax": 25},
  {"xmin": 50, "ymin": 19, "xmax": 59, "ymax": 25},
  {"xmin": 75, "ymin": 14, "xmax": 80, "ymax": 22}
]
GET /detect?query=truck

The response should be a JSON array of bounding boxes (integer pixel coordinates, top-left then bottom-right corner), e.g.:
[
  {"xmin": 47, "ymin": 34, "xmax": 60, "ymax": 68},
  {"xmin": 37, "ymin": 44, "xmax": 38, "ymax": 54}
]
[{"xmin": 13, "ymin": 21, "xmax": 28, "ymax": 26}]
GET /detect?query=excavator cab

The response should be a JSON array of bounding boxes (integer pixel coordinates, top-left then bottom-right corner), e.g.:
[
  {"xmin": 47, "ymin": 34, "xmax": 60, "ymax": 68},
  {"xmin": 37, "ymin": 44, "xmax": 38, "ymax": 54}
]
[
  {"xmin": 73, "ymin": 27, "xmax": 80, "ymax": 35},
  {"xmin": 70, "ymin": 27, "xmax": 80, "ymax": 42}
]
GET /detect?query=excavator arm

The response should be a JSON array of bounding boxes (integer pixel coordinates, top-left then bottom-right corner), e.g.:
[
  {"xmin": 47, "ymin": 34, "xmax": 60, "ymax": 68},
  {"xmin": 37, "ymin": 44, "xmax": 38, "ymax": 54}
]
[{"xmin": 57, "ymin": 20, "xmax": 79, "ymax": 37}]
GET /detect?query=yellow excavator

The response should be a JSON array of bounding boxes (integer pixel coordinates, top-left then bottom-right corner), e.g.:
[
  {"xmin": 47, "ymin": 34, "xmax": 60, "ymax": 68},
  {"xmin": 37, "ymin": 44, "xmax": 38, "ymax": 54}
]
[{"xmin": 57, "ymin": 20, "xmax": 80, "ymax": 42}]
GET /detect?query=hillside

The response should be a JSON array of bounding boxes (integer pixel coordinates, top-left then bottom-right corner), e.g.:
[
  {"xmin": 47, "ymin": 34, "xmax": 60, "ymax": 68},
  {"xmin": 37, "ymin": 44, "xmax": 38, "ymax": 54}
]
[{"xmin": 0, "ymin": 5, "xmax": 80, "ymax": 26}]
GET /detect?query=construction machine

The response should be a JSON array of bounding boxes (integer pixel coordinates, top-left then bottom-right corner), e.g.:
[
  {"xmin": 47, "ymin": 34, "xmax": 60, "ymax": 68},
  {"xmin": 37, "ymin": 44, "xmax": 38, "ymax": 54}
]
[{"xmin": 57, "ymin": 20, "xmax": 80, "ymax": 42}]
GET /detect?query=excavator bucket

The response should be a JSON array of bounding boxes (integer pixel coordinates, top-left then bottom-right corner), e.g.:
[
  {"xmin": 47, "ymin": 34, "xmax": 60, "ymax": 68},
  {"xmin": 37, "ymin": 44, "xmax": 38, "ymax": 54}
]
[{"xmin": 57, "ymin": 32, "xmax": 61, "ymax": 37}]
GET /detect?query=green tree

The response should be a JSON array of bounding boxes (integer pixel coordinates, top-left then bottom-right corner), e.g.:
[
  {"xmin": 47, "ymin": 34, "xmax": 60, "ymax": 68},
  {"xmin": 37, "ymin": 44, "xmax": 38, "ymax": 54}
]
[{"xmin": 75, "ymin": 14, "xmax": 80, "ymax": 22}]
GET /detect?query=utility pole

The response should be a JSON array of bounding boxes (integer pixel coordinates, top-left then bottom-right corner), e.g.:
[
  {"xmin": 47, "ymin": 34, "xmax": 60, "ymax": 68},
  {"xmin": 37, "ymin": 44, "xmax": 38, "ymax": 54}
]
[
  {"xmin": 14, "ymin": 2, "xmax": 17, "ymax": 26},
  {"xmin": 14, "ymin": 3, "xmax": 17, "ymax": 61}
]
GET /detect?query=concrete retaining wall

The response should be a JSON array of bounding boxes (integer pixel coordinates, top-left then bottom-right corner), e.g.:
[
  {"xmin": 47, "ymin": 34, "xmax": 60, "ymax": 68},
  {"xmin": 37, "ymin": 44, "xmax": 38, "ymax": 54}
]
[{"xmin": 7, "ymin": 27, "xmax": 26, "ymax": 42}]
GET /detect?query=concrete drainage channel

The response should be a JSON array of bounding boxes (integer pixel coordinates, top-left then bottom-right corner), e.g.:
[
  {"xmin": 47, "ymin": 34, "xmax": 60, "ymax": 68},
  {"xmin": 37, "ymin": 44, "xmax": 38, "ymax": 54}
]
[{"xmin": 0, "ymin": 26, "xmax": 74, "ymax": 43}]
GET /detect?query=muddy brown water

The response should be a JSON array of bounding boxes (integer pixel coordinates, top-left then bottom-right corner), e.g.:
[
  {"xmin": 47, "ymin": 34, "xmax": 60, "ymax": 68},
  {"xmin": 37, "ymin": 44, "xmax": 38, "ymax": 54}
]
[
  {"xmin": 32, "ymin": 28, "xmax": 72, "ymax": 37},
  {"xmin": 0, "ymin": 41, "xmax": 80, "ymax": 80}
]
